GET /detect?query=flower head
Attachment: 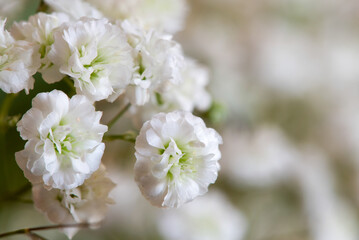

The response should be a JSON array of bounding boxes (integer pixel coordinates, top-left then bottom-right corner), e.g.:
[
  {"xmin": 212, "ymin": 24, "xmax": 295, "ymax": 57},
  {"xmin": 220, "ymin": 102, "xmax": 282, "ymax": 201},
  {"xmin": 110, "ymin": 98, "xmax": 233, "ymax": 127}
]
[
  {"xmin": 85, "ymin": 0, "xmax": 188, "ymax": 34},
  {"xmin": 131, "ymin": 57, "xmax": 212, "ymax": 124},
  {"xmin": 134, "ymin": 111, "xmax": 222, "ymax": 208},
  {"xmin": 45, "ymin": 0, "xmax": 103, "ymax": 20},
  {"xmin": 221, "ymin": 126, "xmax": 296, "ymax": 187},
  {"xmin": 49, "ymin": 18, "xmax": 134, "ymax": 102},
  {"xmin": 32, "ymin": 164, "xmax": 115, "ymax": 238},
  {"xmin": 157, "ymin": 191, "xmax": 247, "ymax": 240},
  {"xmin": 16, "ymin": 90, "xmax": 108, "ymax": 189},
  {"xmin": 11, "ymin": 12, "xmax": 70, "ymax": 83},
  {"xmin": 121, "ymin": 20, "xmax": 184, "ymax": 106},
  {"xmin": 0, "ymin": 19, "xmax": 40, "ymax": 93}
]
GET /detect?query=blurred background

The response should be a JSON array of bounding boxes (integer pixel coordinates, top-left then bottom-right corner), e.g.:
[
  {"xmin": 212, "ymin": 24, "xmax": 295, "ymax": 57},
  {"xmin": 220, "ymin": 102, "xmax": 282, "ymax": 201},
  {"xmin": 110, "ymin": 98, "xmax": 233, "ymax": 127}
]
[{"xmin": 2, "ymin": 0, "xmax": 359, "ymax": 239}]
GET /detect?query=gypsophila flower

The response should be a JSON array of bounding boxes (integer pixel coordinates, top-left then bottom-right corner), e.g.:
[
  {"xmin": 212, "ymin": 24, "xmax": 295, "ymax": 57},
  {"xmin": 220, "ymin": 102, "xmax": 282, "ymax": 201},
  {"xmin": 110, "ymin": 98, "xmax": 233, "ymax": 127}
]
[
  {"xmin": 0, "ymin": 0, "xmax": 29, "ymax": 26},
  {"xmin": 134, "ymin": 111, "xmax": 222, "ymax": 208},
  {"xmin": 221, "ymin": 126, "xmax": 296, "ymax": 187},
  {"xmin": 0, "ymin": 19, "xmax": 40, "ymax": 93},
  {"xmin": 85, "ymin": 0, "xmax": 188, "ymax": 34},
  {"xmin": 32, "ymin": 164, "xmax": 115, "ymax": 238},
  {"xmin": 157, "ymin": 191, "xmax": 247, "ymax": 240},
  {"xmin": 11, "ymin": 12, "xmax": 70, "ymax": 83},
  {"xmin": 44, "ymin": 0, "xmax": 103, "ymax": 20},
  {"xmin": 49, "ymin": 18, "xmax": 134, "ymax": 102},
  {"xmin": 131, "ymin": 57, "xmax": 212, "ymax": 124},
  {"xmin": 16, "ymin": 90, "xmax": 108, "ymax": 189},
  {"xmin": 121, "ymin": 20, "xmax": 184, "ymax": 106}
]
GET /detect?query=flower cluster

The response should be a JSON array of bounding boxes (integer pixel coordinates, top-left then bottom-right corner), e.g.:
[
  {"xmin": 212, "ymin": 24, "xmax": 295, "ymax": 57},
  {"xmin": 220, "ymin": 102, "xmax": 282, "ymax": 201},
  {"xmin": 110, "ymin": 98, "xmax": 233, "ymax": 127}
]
[
  {"xmin": 0, "ymin": 19, "xmax": 39, "ymax": 93},
  {"xmin": 0, "ymin": 0, "xmax": 222, "ymax": 238},
  {"xmin": 32, "ymin": 164, "xmax": 115, "ymax": 238}
]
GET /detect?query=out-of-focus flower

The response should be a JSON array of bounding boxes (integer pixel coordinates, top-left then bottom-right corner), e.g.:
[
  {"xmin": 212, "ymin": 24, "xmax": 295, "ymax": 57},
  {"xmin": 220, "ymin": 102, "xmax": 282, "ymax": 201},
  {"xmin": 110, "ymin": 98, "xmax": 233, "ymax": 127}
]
[
  {"xmin": 157, "ymin": 191, "xmax": 247, "ymax": 240},
  {"xmin": 11, "ymin": 12, "xmax": 70, "ymax": 83},
  {"xmin": 44, "ymin": 0, "xmax": 103, "ymax": 20},
  {"xmin": 85, "ymin": 0, "xmax": 187, "ymax": 34},
  {"xmin": 107, "ymin": 169, "xmax": 159, "ymax": 237},
  {"xmin": 134, "ymin": 111, "xmax": 222, "ymax": 208},
  {"xmin": 16, "ymin": 90, "xmax": 107, "ymax": 189},
  {"xmin": 49, "ymin": 18, "xmax": 134, "ymax": 102},
  {"xmin": 131, "ymin": 57, "xmax": 211, "ymax": 124},
  {"xmin": 295, "ymin": 148, "xmax": 359, "ymax": 240},
  {"xmin": 121, "ymin": 21, "xmax": 184, "ymax": 105},
  {"xmin": 32, "ymin": 164, "xmax": 116, "ymax": 238},
  {"xmin": 253, "ymin": 23, "xmax": 323, "ymax": 96},
  {"xmin": 0, "ymin": 0, "xmax": 29, "ymax": 26},
  {"xmin": 0, "ymin": 19, "xmax": 40, "ymax": 93},
  {"xmin": 221, "ymin": 126, "xmax": 297, "ymax": 187}
]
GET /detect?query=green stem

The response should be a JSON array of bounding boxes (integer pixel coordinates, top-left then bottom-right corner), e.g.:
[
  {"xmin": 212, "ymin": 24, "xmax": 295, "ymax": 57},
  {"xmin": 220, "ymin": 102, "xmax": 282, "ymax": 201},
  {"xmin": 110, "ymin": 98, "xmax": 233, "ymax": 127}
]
[
  {"xmin": 103, "ymin": 132, "xmax": 137, "ymax": 143},
  {"xmin": 0, "ymin": 223, "xmax": 94, "ymax": 238},
  {"xmin": 0, "ymin": 93, "xmax": 18, "ymax": 132},
  {"xmin": 36, "ymin": 0, "xmax": 47, "ymax": 12},
  {"xmin": 107, "ymin": 103, "xmax": 131, "ymax": 129},
  {"xmin": 0, "ymin": 93, "xmax": 18, "ymax": 193},
  {"xmin": 63, "ymin": 76, "xmax": 76, "ymax": 96}
]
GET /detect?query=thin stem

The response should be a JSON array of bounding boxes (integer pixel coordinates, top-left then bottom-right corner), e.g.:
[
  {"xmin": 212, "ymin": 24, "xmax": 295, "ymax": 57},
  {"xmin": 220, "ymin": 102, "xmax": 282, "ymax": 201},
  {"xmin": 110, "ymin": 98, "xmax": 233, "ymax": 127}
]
[
  {"xmin": 103, "ymin": 132, "xmax": 137, "ymax": 143},
  {"xmin": 0, "ymin": 93, "xmax": 18, "ymax": 191},
  {"xmin": 107, "ymin": 103, "xmax": 131, "ymax": 129},
  {"xmin": 63, "ymin": 76, "xmax": 76, "ymax": 96},
  {"xmin": 0, "ymin": 93, "xmax": 18, "ymax": 132},
  {"xmin": 36, "ymin": 0, "xmax": 47, "ymax": 12},
  {"xmin": 0, "ymin": 223, "xmax": 94, "ymax": 238}
]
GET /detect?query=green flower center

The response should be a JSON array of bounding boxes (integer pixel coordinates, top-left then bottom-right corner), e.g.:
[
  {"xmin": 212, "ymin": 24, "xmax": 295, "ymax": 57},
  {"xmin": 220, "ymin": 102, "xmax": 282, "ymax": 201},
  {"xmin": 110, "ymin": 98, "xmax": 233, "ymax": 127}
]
[
  {"xmin": 48, "ymin": 121, "xmax": 80, "ymax": 169},
  {"xmin": 160, "ymin": 139, "xmax": 197, "ymax": 180}
]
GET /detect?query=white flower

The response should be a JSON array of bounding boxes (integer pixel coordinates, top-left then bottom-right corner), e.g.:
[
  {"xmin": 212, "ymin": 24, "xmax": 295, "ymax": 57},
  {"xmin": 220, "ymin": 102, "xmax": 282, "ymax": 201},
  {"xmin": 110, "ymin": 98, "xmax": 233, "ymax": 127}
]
[
  {"xmin": 44, "ymin": 0, "xmax": 103, "ymax": 20},
  {"xmin": 0, "ymin": 19, "xmax": 40, "ymax": 93},
  {"xmin": 221, "ymin": 126, "xmax": 297, "ymax": 187},
  {"xmin": 134, "ymin": 111, "xmax": 222, "ymax": 208},
  {"xmin": 170, "ymin": 58, "xmax": 211, "ymax": 112},
  {"xmin": 49, "ymin": 18, "xmax": 134, "ymax": 102},
  {"xmin": 0, "ymin": 0, "xmax": 29, "ymax": 26},
  {"xmin": 107, "ymin": 169, "xmax": 159, "ymax": 235},
  {"xmin": 157, "ymin": 191, "xmax": 247, "ymax": 240},
  {"xmin": 11, "ymin": 12, "xmax": 70, "ymax": 83},
  {"xmin": 295, "ymin": 148, "xmax": 359, "ymax": 240},
  {"xmin": 85, "ymin": 0, "xmax": 188, "ymax": 34},
  {"xmin": 16, "ymin": 90, "xmax": 108, "ymax": 189},
  {"xmin": 131, "ymin": 57, "xmax": 212, "ymax": 124},
  {"xmin": 32, "ymin": 164, "xmax": 115, "ymax": 239},
  {"xmin": 121, "ymin": 21, "xmax": 184, "ymax": 105}
]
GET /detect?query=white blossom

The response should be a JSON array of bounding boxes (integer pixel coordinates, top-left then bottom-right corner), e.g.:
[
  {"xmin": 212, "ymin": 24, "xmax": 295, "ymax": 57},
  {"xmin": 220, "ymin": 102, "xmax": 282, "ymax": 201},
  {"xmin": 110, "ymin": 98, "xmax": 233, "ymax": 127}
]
[
  {"xmin": 121, "ymin": 21, "xmax": 184, "ymax": 105},
  {"xmin": 11, "ymin": 12, "xmax": 70, "ymax": 83},
  {"xmin": 32, "ymin": 164, "xmax": 115, "ymax": 239},
  {"xmin": 49, "ymin": 18, "xmax": 134, "ymax": 102},
  {"xmin": 44, "ymin": 0, "xmax": 103, "ymax": 20},
  {"xmin": 221, "ymin": 126, "xmax": 297, "ymax": 187},
  {"xmin": 16, "ymin": 90, "xmax": 107, "ymax": 189},
  {"xmin": 134, "ymin": 111, "xmax": 222, "ymax": 208},
  {"xmin": 131, "ymin": 57, "xmax": 211, "ymax": 124},
  {"xmin": 295, "ymin": 148, "xmax": 359, "ymax": 240},
  {"xmin": 85, "ymin": 0, "xmax": 188, "ymax": 34},
  {"xmin": 107, "ymin": 169, "xmax": 159, "ymax": 235},
  {"xmin": 157, "ymin": 191, "xmax": 247, "ymax": 240},
  {"xmin": 0, "ymin": 0, "xmax": 29, "ymax": 26},
  {"xmin": 0, "ymin": 19, "xmax": 40, "ymax": 93}
]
